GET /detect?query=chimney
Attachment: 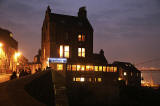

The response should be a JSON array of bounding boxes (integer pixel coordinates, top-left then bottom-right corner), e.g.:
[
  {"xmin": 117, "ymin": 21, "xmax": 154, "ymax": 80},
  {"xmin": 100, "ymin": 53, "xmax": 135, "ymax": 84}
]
[
  {"xmin": 99, "ymin": 49, "xmax": 104, "ymax": 55},
  {"xmin": 78, "ymin": 6, "xmax": 87, "ymax": 18},
  {"xmin": 46, "ymin": 5, "xmax": 51, "ymax": 14}
]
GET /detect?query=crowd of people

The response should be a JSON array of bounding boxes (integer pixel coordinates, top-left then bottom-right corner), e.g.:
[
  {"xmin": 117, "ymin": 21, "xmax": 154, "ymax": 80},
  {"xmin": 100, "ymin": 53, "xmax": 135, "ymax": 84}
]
[
  {"xmin": 10, "ymin": 69, "xmax": 31, "ymax": 80},
  {"xmin": 10, "ymin": 68, "xmax": 45, "ymax": 80}
]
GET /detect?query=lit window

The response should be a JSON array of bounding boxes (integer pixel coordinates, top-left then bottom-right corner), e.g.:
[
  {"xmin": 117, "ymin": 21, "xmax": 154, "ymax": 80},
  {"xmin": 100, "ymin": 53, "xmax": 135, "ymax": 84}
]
[
  {"xmin": 94, "ymin": 66, "xmax": 99, "ymax": 71},
  {"xmin": 60, "ymin": 45, "xmax": 63, "ymax": 58},
  {"xmin": 64, "ymin": 46, "xmax": 69, "ymax": 58},
  {"xmin": 124, "ymin": 72, "xmax": 127, "ymax": 76},
  {"xmin": 75, "ymin": 77, "xmax": 85, "ymax": 82},
  {"xmin": 95, "ymin": 78, "xmax": 97, "ymax": 82},
  {"xmin": 103, "ymin": 66, "xmax": 106, "ymax": 72},
  {"xmin": 76, "ymin": 77, "xmax": 81, "ymax": 81},
  {"xmin": 67, "ymin": 65, "xmax": 71, "ymax": 70},
  {"xmin": 72, "ymin": 65, "xmax": 76, "ymax": 71},
  {"xmin": 110, "ymin": 67, "xmax": 114, "ymax": 72},
  {"xmin": 107, "ymin": 66, "xmax": 110, "ymax": 72},
  {"xmin": 114, "ymin": 67, "xmax": 117, "ymax": 72},
  {"xmin": 78, "ymin": 48, "xmax": 85, "ymax": 57},
  {"xmin": 57, "ymin": 64, "xmax": 63, "ymax": 71},
  {"xmin": 81, "ymin": 65, "xmax": 85, "ymax": 71},
  {"xmin": 78, "ymin": 34, "xmax": 85, "ymax": 42},
  {"xmin": 98, "ymin": 78, "xmax": 102, "ymax": 82},
  {"xmin": 77, "ymin": 65, "xmax": 81, "ymax": 71},
  {"xmin": 59, "ymin": 45, "xmax": 69, "ymax": 58},
  {"xmin": 73, "ymin": 77, "xmax": 76, "ymax": 81},
  {"xmin": 88, "ymin": 78, "xmax": 92, "ymax": 82},
  {"xmin": 78, "ymin": 35, "xmax": 81, "ymax": 41},
  {"xmin": 86, "ymin": 65, "xmax": 93, "ymax": 71},
  {"xmin": 80, "ymin": 77, "xmax": 85, "ymax": 82},
  {"xmin": 99, "ymin": 66, "xmax": 102, "ymax": 71}
]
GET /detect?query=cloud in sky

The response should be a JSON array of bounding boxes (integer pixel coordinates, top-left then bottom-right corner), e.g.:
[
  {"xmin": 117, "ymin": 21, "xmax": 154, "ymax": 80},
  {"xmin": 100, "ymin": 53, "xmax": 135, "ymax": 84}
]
[{"xmin": 0, "ymin": 0, "xmax": 160, "ymax": 68}]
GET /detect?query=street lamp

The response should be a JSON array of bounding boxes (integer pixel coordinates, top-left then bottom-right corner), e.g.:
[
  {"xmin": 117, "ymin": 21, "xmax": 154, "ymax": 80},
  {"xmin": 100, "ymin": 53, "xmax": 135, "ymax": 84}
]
[
  {"xmin": 14, "ymin": 52, "xmax": 21, "ymax": 62},
  {"xmin": 0, "ymin": 43, "xmax": 3, "ymax": 47},
  {"xmin": 14, "ymin": 52, "xmax": 21, "ymax": 71}
]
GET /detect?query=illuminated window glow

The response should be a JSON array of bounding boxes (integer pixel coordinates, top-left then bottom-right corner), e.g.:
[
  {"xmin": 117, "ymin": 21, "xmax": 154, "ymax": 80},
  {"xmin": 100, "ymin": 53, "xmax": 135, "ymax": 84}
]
[
  {"xmin": 72, "ymin": 65, "xmax": 76, "ymax": 71},
  {"xmin": 80, "ymin": 77, "xmax": 85, "ymax": 82},
  {"xmin": 94, "ymin": 66, "xmax": 99, "ymax": 71},
  {"xmin": 110, "ymin": 67, "xmax": 114, "ymax": 72},
  {"xmin": 99, "ymin": 66, "xmax": 102, "ymax": 71},
  {"xmin": 98, "ymin": 78, "xmax": 102, "ymax": 82},
  {"xmin": 73, "ymin": 77, "xmax": 76, "ymax": 81},
  {"xmin": 64, "ymin": 46, "xmax": 69, "ymax": 58},
  {"xmin": 107, "ymin": 66, "xmax": 110, "ymax": 72},
  {"xmin": 103, "ymin": 66, "xmax": 106, "ymax": 72},
  {"xmin": 114, "ymin": 67, "xmax": 117, "ymax": 72},
  {"xmin": 78, "ymin": 34, "xmax": 85, "ymax": 42},
  {"xmin": 75, "ymin": 77, "xmax": 85, "ymax": 82},
  {"xmin": 59, "ymin": 45, "xmax": 69, "ymax": 58},
  {"xmin": 77, "ymin": 65, "xmax": 81, "ymax": 71},
  {"xmin": 78, "ymin": 48, "xmax": 85, "ymax": 57},
  {"xmin": 60, "ymin": 45, "xmax": 63, "ymax": 58},
  {"xmin": 57, "ymin": 64, "xmax": 63, "ymax": 71},
  {"xmin": 67, "ymin": 65, "xmax": 71, "ymax": 70},
  {"xmin": 76, "ymin": 78, "xmax": 81, "ymax": 81},
  {"xmin": 81, "ymin": 65, "xmax": 85, "ymax": 71},
  {"xmin": 86, "ymin": 65, "xmax": 93, "ymax": 71}
]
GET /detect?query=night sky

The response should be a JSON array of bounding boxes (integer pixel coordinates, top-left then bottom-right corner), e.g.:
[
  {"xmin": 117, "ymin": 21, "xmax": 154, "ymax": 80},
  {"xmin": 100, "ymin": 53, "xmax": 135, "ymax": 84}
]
[{"xmin": 0, "ymin": 0, "xmax": 160, "ymax": 69}]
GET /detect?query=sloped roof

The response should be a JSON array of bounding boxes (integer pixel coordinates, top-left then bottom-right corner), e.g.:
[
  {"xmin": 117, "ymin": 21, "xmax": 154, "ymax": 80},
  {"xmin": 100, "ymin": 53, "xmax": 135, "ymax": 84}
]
[
  {"xmin": 91, "ymin": 53, "xmax": 108, "ymax": 65},
  {"xmin": 50, "ymin": 13, "xmax": 93, "ymax": 31},
  {"xmin": 113, "ymin": 61, "xmax": 140, "ymax": 72}
]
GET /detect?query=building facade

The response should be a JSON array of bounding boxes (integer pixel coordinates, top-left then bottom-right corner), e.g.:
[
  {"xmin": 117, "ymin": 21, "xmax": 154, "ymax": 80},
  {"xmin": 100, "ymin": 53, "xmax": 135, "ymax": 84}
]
[
  {"xmin": 0, "ymin": 28, "xmax": 18, "ymax": 73},
  {"xmin": 41, "ymin": 6, "xmax": 118, "ymax": 83},
  {"xmin": 113, "ymin": 61, "xmax": 141, "ymax": 87}
]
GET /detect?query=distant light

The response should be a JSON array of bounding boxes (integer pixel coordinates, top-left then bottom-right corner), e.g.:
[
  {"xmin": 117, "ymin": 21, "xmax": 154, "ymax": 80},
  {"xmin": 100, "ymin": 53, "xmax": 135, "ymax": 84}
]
[
  {"xmin": 10, "ymin": 33, "xmax": 13, "ymax": 37},
  {"xmin": 124, "ymin": 72, "xmax": 127, "ymax": 76},
  {"xmin": 80, "ymin": 77, "xmax": 85, "ymax": 82},
  {"xmin": 118, "ymin": 77, "xmax": 123, "ymax": 81},
  {"xmin": 0, "ymin": 43, "xmax": 3, "ymax": 47},
  {"xmin": 14, "ymin": 52, "xmax": 21, "ymax": 61}
]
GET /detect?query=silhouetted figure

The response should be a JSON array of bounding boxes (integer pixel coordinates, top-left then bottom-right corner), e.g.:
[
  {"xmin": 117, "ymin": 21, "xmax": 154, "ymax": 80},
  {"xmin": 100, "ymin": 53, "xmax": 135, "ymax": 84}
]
[
  {"xmin": 28, "ymin": 69, "xmax": 31, "ymax": 75},
  {"xmin": 38, "ymin": 68, "xmax": 42, "ymax": 72},
  {"xmin": 10, "ymin": 71, "xmax": 17, "ymax": 80},
  {"xmin": 19, "ymin": 69, "xmax": 25, "ymax": 77}
]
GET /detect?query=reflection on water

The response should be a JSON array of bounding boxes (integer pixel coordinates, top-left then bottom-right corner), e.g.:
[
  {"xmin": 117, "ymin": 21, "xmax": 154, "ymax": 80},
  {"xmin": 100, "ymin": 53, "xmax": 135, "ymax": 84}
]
[{"xmin": 141, "ymin": 71, "xmax": 160, "ymax": 85}]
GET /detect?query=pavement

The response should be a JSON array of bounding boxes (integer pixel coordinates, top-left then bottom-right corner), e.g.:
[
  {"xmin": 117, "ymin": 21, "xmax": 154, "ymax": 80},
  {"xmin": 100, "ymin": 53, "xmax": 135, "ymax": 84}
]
[
  {"xmin": 0, "ymin": 71, "xmax": 49, "ymax": 106},
  {"xmin": 0, "ymin": 73, "xmax": 11, "ymax": 83}
]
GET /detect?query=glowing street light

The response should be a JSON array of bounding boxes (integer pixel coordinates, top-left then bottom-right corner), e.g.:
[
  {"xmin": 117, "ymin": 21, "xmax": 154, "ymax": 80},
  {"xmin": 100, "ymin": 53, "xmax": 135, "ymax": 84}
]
[
  {"xmin": 14, "ymin": 52, "xmax": 21, "ymax": 61},
  {"xmin": 0, "ymin": 43, "xmax": 3, "ymax": 48}
]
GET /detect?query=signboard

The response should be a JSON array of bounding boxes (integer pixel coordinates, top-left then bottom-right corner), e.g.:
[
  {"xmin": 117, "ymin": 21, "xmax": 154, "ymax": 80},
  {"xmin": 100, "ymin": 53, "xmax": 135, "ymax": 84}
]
[{"xmin": 48, "ymin": 58, "xmax": 67, "ymax": 63}]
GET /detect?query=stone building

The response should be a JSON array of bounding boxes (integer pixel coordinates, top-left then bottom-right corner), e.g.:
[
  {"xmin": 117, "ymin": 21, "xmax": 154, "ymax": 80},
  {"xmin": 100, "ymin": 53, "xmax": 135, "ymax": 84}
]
[
  {"xmin": 0, "ymin": 27, "xmax": 18, "ymax": 73},
  {"xmin": 41, "ymin": 6, "xmax": 119, "ymax": 105}
]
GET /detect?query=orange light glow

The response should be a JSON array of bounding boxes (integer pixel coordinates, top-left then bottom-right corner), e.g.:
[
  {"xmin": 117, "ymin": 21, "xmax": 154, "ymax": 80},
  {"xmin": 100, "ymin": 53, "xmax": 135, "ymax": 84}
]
[
  {"xmin": 0, "ymin": 43, "xmax": 3, "ymax": 47},
  {"xmin": 57, "ymin": 64, "xmax": 63, "ymax": 71},
  {"xmin": 94, "ymin": 66, "xmax": 99, "ymax": 71}
]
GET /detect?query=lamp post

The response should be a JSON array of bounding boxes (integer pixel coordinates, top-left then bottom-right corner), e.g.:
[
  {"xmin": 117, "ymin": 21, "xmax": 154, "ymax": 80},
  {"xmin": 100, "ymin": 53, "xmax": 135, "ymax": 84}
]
[
  {"xmin": 0, "ymin": 42, "xmax": 4, "ymax": 73},
  {"xmin": 14, "ymin": 52, "xmax": 21, "ymax": 72}
]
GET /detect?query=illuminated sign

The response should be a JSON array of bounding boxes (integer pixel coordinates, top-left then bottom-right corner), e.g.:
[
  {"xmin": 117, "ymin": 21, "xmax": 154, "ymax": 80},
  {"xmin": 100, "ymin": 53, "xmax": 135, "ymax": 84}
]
[{"xmin": 48, "ymin": 58, "xmax": 67, "ymax": 63}]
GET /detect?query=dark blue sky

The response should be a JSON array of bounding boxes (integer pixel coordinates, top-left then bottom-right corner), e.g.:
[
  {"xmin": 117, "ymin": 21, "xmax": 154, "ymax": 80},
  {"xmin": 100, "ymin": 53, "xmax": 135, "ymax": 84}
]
[{"xmin": 0, "ymin": 0, "xmax": 160, "ymax": 69}]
